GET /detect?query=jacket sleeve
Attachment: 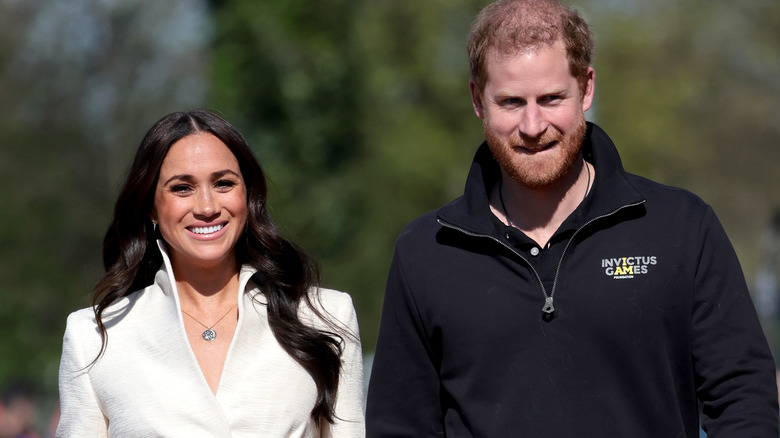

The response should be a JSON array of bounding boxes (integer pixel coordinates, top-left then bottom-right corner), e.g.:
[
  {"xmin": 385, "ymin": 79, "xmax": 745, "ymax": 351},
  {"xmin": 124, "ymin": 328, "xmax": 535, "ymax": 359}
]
[
  {"xmin": 55, "ymin": 311, "xmax": 109, "ymax": 438},
  {"xmin": 325, "ymin": 293, "xmax": 366, "ymax": 438},
  {"xmin": 692, "ymin": 207, "xmax": 779, "ymax": 436},
  {"xmin": 366, "ymin": 247, "xmax": 445, "ymax": 437}
]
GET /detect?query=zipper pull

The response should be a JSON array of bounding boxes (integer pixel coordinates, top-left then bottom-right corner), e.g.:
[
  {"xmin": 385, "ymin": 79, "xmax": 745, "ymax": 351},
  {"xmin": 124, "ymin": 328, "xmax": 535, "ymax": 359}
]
[{"xmin": 542, "ymin": 297, "xmax": 555, "ymax": 321}]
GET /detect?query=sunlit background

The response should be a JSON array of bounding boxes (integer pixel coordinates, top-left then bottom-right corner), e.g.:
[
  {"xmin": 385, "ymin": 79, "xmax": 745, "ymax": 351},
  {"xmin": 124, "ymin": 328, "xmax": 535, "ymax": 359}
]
[{"xmin": 0, "ymin": 0, "xmax": 778, "ymax": 434}]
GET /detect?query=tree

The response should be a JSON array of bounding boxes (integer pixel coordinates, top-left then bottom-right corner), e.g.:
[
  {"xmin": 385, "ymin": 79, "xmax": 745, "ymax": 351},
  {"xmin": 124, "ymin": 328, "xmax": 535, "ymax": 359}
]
[
  {"xmin": 207, "ymin": 0, "xmax": 487, "ymax": 349},
  {"xmin": 0, "ymin": 0, "xmax": 211, "ymax": 393},
  {"xmin": 585, "ymin": 0, "xmax": 780, "ymax": 274}
]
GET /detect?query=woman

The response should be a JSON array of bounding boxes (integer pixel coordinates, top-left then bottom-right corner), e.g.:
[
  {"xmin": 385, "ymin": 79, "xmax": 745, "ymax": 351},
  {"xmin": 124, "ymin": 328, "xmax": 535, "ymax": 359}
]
[{"xmin": 56, "ymin": 110, "xmax": 365, "ymax": 437}]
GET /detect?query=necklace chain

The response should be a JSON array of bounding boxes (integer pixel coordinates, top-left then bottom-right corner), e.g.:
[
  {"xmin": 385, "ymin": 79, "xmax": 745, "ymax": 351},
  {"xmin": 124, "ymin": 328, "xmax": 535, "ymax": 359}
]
[
  {"xmin": 182, "ymin": 303, "xmax": 237, "ymax": 341},
  {"xmin": 499, "ymin": 161, "xmax": 591, "ymax": 229}
]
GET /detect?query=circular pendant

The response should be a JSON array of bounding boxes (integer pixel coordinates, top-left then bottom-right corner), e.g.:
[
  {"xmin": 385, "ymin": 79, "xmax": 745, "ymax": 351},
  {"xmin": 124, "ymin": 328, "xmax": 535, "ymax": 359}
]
[{"xmin": 202, "ymin": 328, "xmax": 217, "ymax": 341}]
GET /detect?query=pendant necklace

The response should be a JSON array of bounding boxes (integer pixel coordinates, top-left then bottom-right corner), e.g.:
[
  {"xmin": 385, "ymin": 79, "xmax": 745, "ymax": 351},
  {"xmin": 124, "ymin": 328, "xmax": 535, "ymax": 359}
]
[
  {"xmin": 182, "ymin": 303, "xmax": 237, "ymax": 341},
  {"xmin": 498, "ymin": 161, "xmax": 591, "ymax": 321}
]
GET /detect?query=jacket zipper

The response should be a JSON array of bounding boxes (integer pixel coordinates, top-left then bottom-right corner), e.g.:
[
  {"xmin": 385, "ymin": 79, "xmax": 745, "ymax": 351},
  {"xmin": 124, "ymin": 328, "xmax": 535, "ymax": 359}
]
[{"xmin": 437, "ymin": 200, "xmax": 645, "ymax": 320}]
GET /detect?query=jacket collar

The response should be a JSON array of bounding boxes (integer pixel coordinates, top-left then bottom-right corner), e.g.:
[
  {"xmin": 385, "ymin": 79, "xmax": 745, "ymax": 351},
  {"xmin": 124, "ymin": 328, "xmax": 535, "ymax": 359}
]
[
  {"xmin": 153, "ymin": 240, "xmax": 259, "ymax": 313},
  {"xmin": 437, "ymin": 122, "xmax": 645, "ymax": 236}
]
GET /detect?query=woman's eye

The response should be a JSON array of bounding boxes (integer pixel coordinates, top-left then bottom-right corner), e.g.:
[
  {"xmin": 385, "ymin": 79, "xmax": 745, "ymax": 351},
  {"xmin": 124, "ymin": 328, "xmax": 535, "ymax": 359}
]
[
  {"xmin": 215, "ymin": 180, "xmax": 236, "ymax": 191},
  {"xmin": 170, "ymin": 184, "xmax": 192, "ymax": 194}
]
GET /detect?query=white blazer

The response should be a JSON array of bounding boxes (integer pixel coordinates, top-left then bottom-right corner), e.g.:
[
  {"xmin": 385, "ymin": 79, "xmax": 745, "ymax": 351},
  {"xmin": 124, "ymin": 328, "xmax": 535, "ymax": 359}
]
[{"xmin": 56, "ymin": 244, "xmax": 365, "ymax": 437}]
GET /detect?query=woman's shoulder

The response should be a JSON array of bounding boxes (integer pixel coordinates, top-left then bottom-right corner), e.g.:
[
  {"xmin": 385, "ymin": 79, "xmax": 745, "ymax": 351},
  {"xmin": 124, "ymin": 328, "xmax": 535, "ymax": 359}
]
[
  {"xmin": 61, "ymin": 307, "xmax": 103, "ymax": 364},
  {"xmin": 65, "ymin": 288, "xmax": 149, "ymax": 332},
  {"xmin": 302, "ymin": 287, "xmax": 359, "ymax": 331},
  {"xmin": 313, "ymin": 287, "xmax": 354, "ymax": 307},
  {"xmin": 65, "ymin": 306, "xmax": 97, "ymax": 330}
]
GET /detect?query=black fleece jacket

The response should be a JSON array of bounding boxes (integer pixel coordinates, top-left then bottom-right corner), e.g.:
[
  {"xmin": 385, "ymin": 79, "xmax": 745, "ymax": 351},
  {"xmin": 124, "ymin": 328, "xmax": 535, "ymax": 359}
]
[{"xmin": 366, "ymin": 123, "xmax": 778, "ymax": 437}]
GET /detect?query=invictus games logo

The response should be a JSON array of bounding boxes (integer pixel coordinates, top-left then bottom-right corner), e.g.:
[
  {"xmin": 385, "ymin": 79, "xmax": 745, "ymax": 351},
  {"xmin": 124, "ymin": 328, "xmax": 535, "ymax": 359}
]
[{"xmin": 601, "ymin": 256, "xmax": 657, "ymax": 279}]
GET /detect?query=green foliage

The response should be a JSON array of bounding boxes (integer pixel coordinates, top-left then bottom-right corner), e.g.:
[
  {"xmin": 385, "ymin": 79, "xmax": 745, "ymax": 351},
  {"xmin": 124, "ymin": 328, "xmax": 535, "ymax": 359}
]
[
  {"xmin": 585, "ymin": 0, "xmax": 780, "ymax": 271},
  {"xmin": 207, "ymin": 0, "xmax": 484, "ymax": 347},
  {"xmin": 0, "ymin": 0, "xmax": 211, "ymax": 397}
]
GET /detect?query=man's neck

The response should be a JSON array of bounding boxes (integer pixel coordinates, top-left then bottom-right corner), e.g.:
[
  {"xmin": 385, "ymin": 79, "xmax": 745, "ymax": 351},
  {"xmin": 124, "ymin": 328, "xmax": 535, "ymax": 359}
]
[{"xmin": 490, "ymin": 156, "xmax": 593, "ymax": 248}]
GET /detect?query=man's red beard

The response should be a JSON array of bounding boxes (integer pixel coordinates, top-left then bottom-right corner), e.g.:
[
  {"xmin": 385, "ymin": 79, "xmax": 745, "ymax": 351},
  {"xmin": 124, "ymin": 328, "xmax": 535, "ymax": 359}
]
[{"xmin": 484, "ymin": 117, "xmax": 587, "ymax": 189}]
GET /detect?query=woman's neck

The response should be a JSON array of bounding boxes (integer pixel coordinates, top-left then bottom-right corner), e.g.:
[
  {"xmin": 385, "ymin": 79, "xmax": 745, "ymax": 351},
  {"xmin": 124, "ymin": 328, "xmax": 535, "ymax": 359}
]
[{"xmin": 170, "ymin": 256, "xmax": 241, "ymax": 310}]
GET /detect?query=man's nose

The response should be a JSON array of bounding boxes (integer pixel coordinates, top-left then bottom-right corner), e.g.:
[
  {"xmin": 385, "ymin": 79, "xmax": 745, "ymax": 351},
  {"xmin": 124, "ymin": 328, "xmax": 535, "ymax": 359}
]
[{"xmin": 517, "ymin": 103, "xmax": 547, "ymax": 139}]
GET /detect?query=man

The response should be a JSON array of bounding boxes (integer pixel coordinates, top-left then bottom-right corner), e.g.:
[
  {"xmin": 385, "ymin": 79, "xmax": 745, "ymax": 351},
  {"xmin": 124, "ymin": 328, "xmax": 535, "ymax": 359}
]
[{"xmin": 365, "ymin": 0, "xmax": 779, "ymax": 436}]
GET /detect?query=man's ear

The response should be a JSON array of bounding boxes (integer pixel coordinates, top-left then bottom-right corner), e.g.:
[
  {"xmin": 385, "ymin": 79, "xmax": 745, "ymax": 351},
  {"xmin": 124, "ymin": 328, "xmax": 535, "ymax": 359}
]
[
  {"xmin": 469, "ymin": 79, "xmax": 485, "ymax": 119},
  {"xmin": 581, "ymin": 67, "xmax": 595, "ymax": 112}
]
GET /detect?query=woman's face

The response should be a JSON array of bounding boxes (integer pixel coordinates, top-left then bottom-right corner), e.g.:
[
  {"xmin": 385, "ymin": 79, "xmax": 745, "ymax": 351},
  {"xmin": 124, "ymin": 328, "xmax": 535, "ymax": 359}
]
[{"xmin": 151, "ymin": 132, "xmax": 248, "ymax": 272}]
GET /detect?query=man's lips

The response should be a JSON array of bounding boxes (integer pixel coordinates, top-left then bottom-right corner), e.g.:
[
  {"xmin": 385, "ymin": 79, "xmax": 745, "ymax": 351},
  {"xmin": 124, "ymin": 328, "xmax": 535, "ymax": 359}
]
[{"xmin": 517, "ymin": 140, "xmax": 558, "ymax": 152}]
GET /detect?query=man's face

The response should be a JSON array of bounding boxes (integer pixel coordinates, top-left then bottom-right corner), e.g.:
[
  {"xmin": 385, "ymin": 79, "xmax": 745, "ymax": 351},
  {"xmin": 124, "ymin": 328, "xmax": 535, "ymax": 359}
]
[{"xmin": 470, "ymin": 39, "xmax": 594, "ymax": 189}]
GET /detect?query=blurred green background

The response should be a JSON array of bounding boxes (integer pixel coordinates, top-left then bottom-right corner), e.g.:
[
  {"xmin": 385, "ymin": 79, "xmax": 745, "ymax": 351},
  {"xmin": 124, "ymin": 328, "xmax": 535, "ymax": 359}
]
[{"xmin": 0, "ymin": 0, "xmax": 778, "ymax": 431}]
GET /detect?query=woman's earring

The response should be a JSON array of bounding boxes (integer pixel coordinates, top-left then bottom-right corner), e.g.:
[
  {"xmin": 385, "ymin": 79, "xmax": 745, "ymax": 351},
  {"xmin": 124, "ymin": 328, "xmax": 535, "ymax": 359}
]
[{"xmin": 151, "ymin": 220, "xmax": 158, "ymax": 232}]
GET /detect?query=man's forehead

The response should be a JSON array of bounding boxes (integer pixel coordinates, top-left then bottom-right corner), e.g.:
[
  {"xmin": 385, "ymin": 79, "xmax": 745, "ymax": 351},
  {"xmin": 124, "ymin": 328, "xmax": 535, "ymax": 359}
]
[{"xmin": 486, "ymin": 39, "xmax": 565, "ymax": 65}]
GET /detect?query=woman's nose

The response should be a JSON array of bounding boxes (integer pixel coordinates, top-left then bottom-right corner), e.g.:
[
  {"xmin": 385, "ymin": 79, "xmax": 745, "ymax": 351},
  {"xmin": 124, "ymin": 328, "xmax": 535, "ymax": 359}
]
[{"xmin": 194, "ymin": 189, "xmax": 217, "ymax": 217}]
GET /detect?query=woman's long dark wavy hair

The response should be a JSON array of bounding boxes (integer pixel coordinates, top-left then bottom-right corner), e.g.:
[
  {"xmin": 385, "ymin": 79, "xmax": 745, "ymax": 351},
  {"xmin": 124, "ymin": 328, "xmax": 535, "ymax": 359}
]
[{"xmin": 92, "ymin": 109, "xmax": 343, "ymax": 424}]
